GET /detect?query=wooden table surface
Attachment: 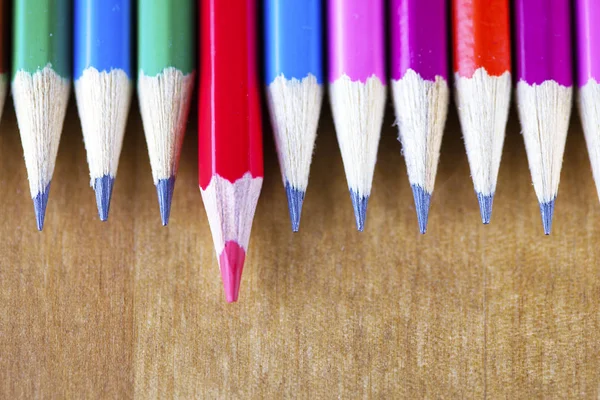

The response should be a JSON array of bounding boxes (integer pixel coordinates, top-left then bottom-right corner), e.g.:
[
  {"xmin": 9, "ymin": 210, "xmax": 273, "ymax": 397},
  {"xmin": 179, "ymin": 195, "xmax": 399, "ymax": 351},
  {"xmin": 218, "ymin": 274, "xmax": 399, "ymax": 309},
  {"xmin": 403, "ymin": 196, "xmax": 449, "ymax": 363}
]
[{"xmin": 0, "ymin": 96, "xmax": 598, "ymax": 398}]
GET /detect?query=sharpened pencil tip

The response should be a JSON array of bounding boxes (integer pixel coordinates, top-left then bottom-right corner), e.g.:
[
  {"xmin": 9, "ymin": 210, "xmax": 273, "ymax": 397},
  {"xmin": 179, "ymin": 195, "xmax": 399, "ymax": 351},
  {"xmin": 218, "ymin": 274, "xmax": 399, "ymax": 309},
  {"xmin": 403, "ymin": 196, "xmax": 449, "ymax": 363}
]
[
  {"xmin": 285, "ymin": 182, "xmax": 305, "ymax": 232},
  {"xmin": 33, "ymin": 183, "xmax": 51, "ymax": 231},
  {"xmin": 219, "ymin": 241, "xmax": 246, "ymax": 303},
  {"xmin": 157, "ymin": 177, "xmax": 176, "ymax": 226},
  {"xmin": 476, "ymin": 192, "xmax": 494, "ymax": 225},
  {"xmin": 411, "ymin": 185, "xmax": 431, "ymax": 234},
  {"xmin": 539, "ymin": 199, "xmax": 555, "ymax": 235},
  {"xmin": 94, "ymin": 175, "xmax": 114, "ymax": 222},
  {"xmin": 350, "ymin": 190, "xmax": 369, "ymax": 232}
]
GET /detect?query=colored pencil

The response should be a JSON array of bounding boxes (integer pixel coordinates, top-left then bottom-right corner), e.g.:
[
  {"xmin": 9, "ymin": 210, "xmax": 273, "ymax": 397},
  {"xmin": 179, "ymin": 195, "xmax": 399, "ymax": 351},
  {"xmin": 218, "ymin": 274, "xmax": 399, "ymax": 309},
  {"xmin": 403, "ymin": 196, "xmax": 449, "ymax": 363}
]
[
  {"xmin": 264, "ymin": 0, "xmax": 323, "ymax": 232},
  {"xmin": 328, "ymin": 0, "xmax": 386, "ymax": 231},
  {"xmin": 199, "ymin": 0, "xmax": 263, "ymax": 303},
  {"xmin": 0, "ymin": 0, "xmax": 7, "ymax": 123},
  {"xmin": 138, "ymin": 0, "xmax": 195, "ymax": 226},
  {"xmin": 74, "ymin": 0, "xmax": 132, "ymax": 221},
  {"xmin": 453, "ymin": 0, "xmax": 511, "ymax": 224},
  {"xmin": 390, "ymin": 0, "xmax": 449, "ymax": 234},
  {"xmin": 12, "ymin": 0, "xmax": 71, "ymax": 230},
  {"xmin": 515, "ymin": 0, "xmax": 572, "ymax": 235},
  {"xmin": 577, "ymin": 0, "xmax": 600, "ymax": 204}
]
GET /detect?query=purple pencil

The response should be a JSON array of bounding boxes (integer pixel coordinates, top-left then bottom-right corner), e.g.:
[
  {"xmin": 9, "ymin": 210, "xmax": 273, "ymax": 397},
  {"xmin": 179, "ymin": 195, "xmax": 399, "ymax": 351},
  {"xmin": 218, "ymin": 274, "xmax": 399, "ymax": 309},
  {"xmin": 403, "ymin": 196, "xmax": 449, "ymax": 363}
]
[
  {"xmin": 576, "ymin": 0, "xmax": 600, "ymax": 204},
  {"xmin": 390, "ymin": 0, "xmax": 449, "ymax": 234},
  {"xmin": 515, "ymin": 0, "xmax": 573, "ymax": 235},
  {"xmin": 328, "ymin": 0, "xmax": 386, "ymax": 231}
]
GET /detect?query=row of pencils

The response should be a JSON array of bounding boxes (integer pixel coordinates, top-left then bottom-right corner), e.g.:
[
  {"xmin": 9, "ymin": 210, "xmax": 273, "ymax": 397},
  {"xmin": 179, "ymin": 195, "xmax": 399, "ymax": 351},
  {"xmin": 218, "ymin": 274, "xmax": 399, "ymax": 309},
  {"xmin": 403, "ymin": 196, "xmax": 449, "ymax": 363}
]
[{"xmin": 0, "ymin": 0, "xmax": 595, "ymax": 301}]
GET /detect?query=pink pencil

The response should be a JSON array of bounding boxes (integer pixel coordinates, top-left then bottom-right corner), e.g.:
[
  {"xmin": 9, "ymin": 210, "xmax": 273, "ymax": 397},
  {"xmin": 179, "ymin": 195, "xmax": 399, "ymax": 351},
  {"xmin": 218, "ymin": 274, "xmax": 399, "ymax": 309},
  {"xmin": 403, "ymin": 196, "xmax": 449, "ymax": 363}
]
[
  {"xmin": 577, "ymin": 0, "xmax": 600, "ymax": 207},
  {"xmin": 328, "ymin": 0, "xmax": 386, "ymax": 231}
]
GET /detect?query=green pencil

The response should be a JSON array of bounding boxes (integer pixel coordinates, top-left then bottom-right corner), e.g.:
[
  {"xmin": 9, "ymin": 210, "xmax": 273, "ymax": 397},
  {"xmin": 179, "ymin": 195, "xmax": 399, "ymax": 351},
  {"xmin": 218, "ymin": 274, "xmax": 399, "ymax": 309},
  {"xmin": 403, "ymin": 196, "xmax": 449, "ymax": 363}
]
[
  {"xmin": 12, "ymin": 0, "xmax": 71, "ymax": 231},
  {"xmin": 138, "ymin": 0, "xmax": 195, "ymax": 226}
]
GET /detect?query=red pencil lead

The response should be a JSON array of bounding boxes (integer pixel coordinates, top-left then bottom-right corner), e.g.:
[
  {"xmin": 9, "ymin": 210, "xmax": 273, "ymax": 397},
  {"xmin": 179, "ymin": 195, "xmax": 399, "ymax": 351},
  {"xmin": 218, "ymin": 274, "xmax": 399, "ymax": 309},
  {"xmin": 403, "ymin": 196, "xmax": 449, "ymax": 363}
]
[{"xmin": 219, "ymin": 241, "xmax": 246, "ymax": 303}]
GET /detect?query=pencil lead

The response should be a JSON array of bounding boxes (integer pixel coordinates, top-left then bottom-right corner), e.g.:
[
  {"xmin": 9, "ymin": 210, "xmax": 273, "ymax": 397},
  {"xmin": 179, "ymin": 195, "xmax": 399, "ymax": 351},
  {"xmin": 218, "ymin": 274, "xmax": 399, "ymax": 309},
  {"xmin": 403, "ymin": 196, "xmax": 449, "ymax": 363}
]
[
  {"xmin": 285, "ymin": 182, "xmax": 305, "ymax": 232},
  {"xmin": 539, "ymin": 199, "xmax": 555, "ymax": 235},
  {"xmin": 219, "ymin": 241, "xmax": 246, "ymax": 303},
  {"xmin": 94, "ymin": 175, "xmax": 114, "ymax": 222},
  {"xmin": 33, "ymin": 184, "xmax": 51, "ymax": 231},
  {"xmin": 476, "ymin": 192, "xmax": 494, "ymax": 225},
  {"xmin": 156, "ymin": 176, "xmax": 175, "ymax": 226},
  {"xmin": 411, "ymin": 185, "xmax": 431, "ymax": 234},
  {"xmin": 350, "ymin": 189, "xmax": 369, "ymax": 232}
]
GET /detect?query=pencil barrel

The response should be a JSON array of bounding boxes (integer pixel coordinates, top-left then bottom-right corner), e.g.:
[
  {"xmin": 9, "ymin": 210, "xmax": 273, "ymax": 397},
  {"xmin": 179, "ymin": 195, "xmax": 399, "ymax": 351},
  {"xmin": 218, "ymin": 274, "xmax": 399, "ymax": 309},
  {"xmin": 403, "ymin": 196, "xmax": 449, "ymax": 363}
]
[
  {"xmin": 74, "ymin": 0, "xmax": 131, "ymax": 79},
  {"xmin": 138, "ymin": 0, "xmax": 195, "ymax": 76},
  {"xmin": 264, "ymin": 0, "xmax": 323, "ymax": 84},
  {"xmin": 13, "ymin": 0, "xmax": 71, "ymax": 78}
]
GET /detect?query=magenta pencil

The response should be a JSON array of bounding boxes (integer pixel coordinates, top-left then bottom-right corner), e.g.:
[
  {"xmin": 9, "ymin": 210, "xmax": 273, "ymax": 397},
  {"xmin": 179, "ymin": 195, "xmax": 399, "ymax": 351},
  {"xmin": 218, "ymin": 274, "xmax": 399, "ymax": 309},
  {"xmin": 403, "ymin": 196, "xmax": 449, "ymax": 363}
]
[
  {"xmin": 576, "ymin": 0, "xmax": 600, "ymax": 205},
  {"xmin": 328, "ymin": 0, "xmax": 386, "ymax": 231},
  {"xmin": 390, "ymin": 0, "xmax": 448, "ymax": 234},
  {"xmin": 514, "ymin": 0, "xmax": 573, "ymax": 234}
]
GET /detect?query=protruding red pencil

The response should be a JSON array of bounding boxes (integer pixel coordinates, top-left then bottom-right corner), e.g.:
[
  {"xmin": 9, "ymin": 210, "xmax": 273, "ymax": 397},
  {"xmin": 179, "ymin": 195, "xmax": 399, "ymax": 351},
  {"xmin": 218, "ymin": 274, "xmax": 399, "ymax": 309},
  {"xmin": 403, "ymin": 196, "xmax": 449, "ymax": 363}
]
[{"xmin": 199, "ymin": 0, "xmax": 263, "ymax": 303}]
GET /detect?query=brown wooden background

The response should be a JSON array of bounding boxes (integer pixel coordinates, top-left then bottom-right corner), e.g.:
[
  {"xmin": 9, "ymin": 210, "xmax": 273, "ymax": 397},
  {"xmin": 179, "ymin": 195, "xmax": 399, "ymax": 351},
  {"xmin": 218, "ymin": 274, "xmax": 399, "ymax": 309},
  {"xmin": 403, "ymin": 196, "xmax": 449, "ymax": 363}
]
[{"xmin": 0, "ymin": 96, "xmax": 598, "ymax": 398}]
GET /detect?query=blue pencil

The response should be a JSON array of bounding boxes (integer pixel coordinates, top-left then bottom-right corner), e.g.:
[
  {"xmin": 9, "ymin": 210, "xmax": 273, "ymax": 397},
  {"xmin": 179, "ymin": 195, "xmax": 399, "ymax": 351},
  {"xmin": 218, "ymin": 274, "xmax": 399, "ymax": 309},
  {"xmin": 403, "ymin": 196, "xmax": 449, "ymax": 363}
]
[
  {"xmin": 74, "ymin": 0, "xmax": 132, "ymax": 221},
  {"xmin": 264, "ymin": 0, "xmax": 324, "ymax": 232}
]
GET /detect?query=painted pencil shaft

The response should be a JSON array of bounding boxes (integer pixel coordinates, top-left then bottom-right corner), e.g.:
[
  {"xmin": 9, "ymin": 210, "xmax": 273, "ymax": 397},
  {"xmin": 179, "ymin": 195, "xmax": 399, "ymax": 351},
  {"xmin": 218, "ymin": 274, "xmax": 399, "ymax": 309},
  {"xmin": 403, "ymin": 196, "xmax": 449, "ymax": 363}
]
[
  {"xmin": 264, "ymin": 0, "xmax": 323, "ymax": 232},
  {"xmin": 576, "ymin": 0, "xmax": 600, "ymax": 204},
  {"xmin": 75, "ymin": 0, "xmax": 132, "ymax": 221},
  {"xmin": 328, "ymin": 0, "xmax": 386, "ymax": 231},
  {"xmin": 515, "ymin": 0, "xmax": 572, "ymax": 234},
  {"xmin": 453, "ymin": 0, "xmax": 511, "ymax": 224},
  {"xmin": 199, "ymin": 0, "xmax": 263, "ymax": 303},
  {"xmin": 0, "ymin": 0, "xmax": 7, "ymax": 124},
  {"xmin": 12, "ymin": 0, "xmax": 71, "ymax": 230},
  {"xmin": 390, "ymin": 0, "xmax": 449, "ymax": 234},
  {"xmin": 138, "ymin": 0, "xmax": 195, "ymax": 226}
]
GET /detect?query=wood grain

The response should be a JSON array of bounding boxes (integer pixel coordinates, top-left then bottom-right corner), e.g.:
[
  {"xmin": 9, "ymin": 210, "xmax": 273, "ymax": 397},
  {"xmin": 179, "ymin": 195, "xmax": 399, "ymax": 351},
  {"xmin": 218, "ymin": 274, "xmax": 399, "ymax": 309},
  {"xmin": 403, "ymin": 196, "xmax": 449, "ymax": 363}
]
[{"xmin": 0, "ymin": 97, "xmax": 598, "ymax": 398}]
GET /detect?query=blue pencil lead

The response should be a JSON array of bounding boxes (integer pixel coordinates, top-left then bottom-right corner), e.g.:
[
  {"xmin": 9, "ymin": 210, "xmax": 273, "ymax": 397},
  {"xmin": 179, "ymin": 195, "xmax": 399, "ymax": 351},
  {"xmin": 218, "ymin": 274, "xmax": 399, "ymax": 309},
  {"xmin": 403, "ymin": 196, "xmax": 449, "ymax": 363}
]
[
  {"xmin": 411, "ymin": 185, "xmax": 431, "ymax": 234},
  {"xmin": 94, "ymin": 175, "xmax": 114, "ymax": 222},
  {"xmin": 350, "ymin": 190, "xmax": 369, "ymax": 232},
  {"xmin": 157, "ymin": 176, "xmax": 176, "ymax": 226},
  {"xmin": 33, "ymin": 183, "xmax": 51, "ymax": 231},
  {"xmin": 285, "ymin": 182, "xmax": 305, "ymax": 232},
  {"xmin": 476, "ymin": 192, "xmax": 494, "ymax": 225},
  {"xmin": 539, "ymin": 199, "xmax": 555, "ymax": 235}
]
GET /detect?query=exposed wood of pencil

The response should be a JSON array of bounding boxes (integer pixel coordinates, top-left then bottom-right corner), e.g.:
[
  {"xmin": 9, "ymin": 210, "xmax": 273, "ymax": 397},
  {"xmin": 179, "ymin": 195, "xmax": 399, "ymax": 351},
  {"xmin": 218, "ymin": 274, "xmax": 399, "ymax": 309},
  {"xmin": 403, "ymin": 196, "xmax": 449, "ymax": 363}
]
[
  {"xmin": 580, "ymin": 81, "xmax": 600, "ymax": 202},
  {"xmin": 454, "ymin": 68, "xmax": 511, "ymax": 216},
  {"xmin": 266, "ymin": 75, "xmax": 323, "ymax": 231},
  {"xmin": 12, "ymin": 67, "xmax": 70, "ymax": 230},
  {"xmin": 138, "ymin": 69, "xmax": 195, "ymax": 225},
  {"xmin": 329, "ymin": 75, "xmax": 386, "ymax": 231},
  {"xmin": 391, "ymin": 71, "xmax": 448, "ymax": 234},
  {"xmin": 75, "ymin": 69, "xmax": 132, "ymax": 220},
  {"xmin": 517, "ymin": 81, "xmax": 572, "ymax": 233}
]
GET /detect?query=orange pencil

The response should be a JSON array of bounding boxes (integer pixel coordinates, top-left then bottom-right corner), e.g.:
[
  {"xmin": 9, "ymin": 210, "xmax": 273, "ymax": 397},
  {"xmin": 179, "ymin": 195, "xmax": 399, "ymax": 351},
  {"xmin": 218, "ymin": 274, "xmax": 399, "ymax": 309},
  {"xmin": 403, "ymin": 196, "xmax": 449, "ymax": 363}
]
[{"xmin": 453, "ymin": 0, "xmax": 511, "ymax": 224}]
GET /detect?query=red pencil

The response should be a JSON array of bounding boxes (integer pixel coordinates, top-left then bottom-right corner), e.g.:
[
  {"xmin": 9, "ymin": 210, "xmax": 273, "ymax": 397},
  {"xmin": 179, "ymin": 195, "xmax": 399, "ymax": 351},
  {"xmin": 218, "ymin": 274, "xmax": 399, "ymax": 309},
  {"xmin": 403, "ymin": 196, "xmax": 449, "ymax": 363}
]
[{"xmin": 199, "ymin": 0, "xmax": 263, "ymax": 303}]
